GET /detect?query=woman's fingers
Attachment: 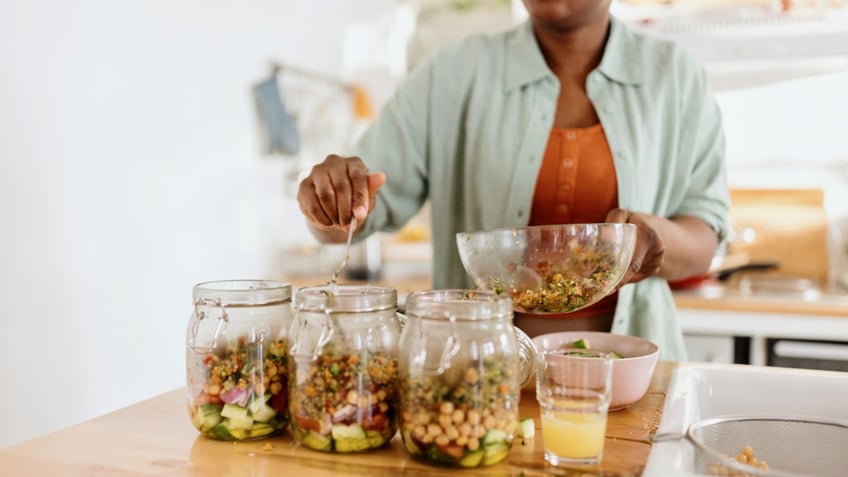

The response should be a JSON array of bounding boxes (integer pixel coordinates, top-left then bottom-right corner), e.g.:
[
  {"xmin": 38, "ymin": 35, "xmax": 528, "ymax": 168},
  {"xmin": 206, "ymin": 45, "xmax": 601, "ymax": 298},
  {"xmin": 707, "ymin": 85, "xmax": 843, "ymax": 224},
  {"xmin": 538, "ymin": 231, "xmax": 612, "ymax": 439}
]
[
  {"xmin": 297, "ymin": 155, "xmax": 382, "ymax": 230},
  {"xmin": 605, "ymin": 208, "xmax": 665, "ymax": 285}
]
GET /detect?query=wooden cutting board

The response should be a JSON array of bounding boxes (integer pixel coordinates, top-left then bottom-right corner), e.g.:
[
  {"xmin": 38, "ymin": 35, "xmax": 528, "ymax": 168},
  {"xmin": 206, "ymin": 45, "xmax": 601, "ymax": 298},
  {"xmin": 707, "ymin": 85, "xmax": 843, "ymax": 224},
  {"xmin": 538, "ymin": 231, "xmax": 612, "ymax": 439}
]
[{"xmin": 728, "ymin": 188, "xmax": 829, "ymax": 285}]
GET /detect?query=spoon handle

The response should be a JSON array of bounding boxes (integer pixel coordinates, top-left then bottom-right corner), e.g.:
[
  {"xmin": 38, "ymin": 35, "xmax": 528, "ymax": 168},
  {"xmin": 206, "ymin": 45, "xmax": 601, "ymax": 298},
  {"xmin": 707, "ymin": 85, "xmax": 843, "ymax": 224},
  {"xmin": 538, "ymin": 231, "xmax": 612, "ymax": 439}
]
[{"xmin": 328, "ymin": 217, "xmax": 357, "ymax": 293}]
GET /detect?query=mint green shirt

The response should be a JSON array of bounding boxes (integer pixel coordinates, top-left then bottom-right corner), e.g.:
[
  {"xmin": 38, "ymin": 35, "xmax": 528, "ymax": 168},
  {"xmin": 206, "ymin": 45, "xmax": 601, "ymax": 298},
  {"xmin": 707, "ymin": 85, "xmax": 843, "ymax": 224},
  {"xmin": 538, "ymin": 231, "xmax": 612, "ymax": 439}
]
[{"xmin": 355, "ymin": 17, "xmax": 729, "ymax": 360}]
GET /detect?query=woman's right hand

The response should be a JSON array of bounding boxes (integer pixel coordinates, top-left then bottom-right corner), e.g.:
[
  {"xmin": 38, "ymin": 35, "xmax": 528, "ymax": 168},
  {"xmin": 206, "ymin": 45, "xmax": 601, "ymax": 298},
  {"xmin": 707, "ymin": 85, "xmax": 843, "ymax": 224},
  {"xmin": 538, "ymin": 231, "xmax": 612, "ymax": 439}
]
[{"xmin": 297, "ymin": 154, "xmax": 386, "ymax": 238}]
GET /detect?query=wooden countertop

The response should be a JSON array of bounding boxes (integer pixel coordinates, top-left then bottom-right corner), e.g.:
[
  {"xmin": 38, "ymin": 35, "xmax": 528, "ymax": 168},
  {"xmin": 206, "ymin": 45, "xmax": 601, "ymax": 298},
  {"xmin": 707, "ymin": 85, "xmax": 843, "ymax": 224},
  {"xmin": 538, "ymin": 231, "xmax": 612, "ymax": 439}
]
[
  {"xmin": 672, "ymin": 280, "xmax": 848, "ymax": 318},
  {"xmin": 0, "ymin": 363, "xmax": 675, "ymax": 477}
]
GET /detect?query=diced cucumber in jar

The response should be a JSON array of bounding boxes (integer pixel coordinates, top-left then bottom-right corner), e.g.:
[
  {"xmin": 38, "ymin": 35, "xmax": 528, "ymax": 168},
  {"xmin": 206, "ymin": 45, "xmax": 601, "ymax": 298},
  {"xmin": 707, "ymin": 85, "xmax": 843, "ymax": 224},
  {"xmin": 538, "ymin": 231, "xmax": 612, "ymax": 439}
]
[
  {"xmin": 483, "ymin": 442, "xmax": 510, "ymax": 466},
  {"xmin": 229, "ymin": 423, "xmax": 276, "ymax": 440},
  {"xmin": 301, "ymin": 430, "xmax": 332, "ymax": 452},
  {"xmin": 332, "ymin": 424, "xmax": 380, "ymax": 453},
  {"xmin": 517, "ymin": 418, "xmax": 535, "ymax": 438},
  {"xmin": 193, "ymin": 404, "xmax": 223, "ymax": 431},
  {"xmin": 199, "ymin": 403, "xmax": 223, "ymax": 417},
  {"xmin": 331, "ymin": 424, "xmax": 367, "ymax": 440},
  {"xmin": 248, "ymin": 395, "xmax": 271, "ymax": 415},
  {"xmin": 220, "ymin": 403, "xmax": 249, "ymax": 420},
  {"xmin": 210, "ymin": 422, "xmax": 235, "ymax": 440},
  {"xmin": 365, "ymin": 430, "xmax": 386, "ymax": 449},
  {"xmin": 226, "ymin": 415, "xmax": 254, "ymax": 431},
  {"xmin": 482, "ymin": 429, "xmax": 508, "ymax": 445},
  {"xmin": 250, "ymin": 423, "xmax": 276, "ymax": 437},
  {"xmin": 250, "ymin": 403, "xmax": 276, "ymax": 423},
  {"xmin": 458, "ymin": 449, "xmax": 485, "ymax": 467},
  {"xmin": 402, "ymin": 430, "xmax": 423, "ymax": 455},
  {"xmin": 334, "ymin": 437, "xmax": 372, "ymax": 453}
]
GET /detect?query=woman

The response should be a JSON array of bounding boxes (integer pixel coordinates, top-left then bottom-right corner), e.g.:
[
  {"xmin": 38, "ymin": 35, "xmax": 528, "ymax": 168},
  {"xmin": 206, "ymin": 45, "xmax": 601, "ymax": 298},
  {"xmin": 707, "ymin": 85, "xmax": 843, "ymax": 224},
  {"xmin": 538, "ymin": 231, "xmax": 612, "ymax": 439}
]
[{"xmin": 296, "ymin": 0, "xmax": 729, "ymax": 361}]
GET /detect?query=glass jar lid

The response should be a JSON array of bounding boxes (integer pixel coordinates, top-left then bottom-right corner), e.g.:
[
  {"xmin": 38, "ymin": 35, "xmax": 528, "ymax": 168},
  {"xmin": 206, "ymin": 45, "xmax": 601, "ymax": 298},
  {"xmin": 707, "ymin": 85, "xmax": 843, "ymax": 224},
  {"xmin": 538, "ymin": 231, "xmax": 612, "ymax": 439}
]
[
  {"xmin": 295, "ymin": 284, "xmax": 397, "ymax": 313},
  {"xmin": 192, "ymin": 280, "xmax": 291, "ymax": 306},
  {"xmin": 404, "ymin": 289, "xmax": 512, "ymax": 321}
]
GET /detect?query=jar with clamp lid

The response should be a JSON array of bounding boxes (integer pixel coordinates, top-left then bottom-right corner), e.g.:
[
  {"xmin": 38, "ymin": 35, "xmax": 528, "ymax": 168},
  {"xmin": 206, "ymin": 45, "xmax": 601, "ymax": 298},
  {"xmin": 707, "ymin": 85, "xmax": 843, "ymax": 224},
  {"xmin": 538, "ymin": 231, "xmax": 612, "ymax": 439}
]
[
  {"xmin": 185, "ymin": 280, "xmax": 293, "ymax": 441},
  {"xmin": 397, "ymin": 289, "xmax": 536, "ymax": 467},
  {"xmin": 289, "ymin": 284, "xmax": 400, "ymax": 453}
]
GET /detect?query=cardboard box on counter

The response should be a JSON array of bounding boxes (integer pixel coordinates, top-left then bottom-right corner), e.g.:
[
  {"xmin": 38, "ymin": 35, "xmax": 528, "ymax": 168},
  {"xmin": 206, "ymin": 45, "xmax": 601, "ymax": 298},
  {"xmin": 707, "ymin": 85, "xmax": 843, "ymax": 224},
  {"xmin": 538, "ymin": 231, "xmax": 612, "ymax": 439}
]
[{"xmin": 728, "ymin": 188, "xmax": 829, "ymax": 285}]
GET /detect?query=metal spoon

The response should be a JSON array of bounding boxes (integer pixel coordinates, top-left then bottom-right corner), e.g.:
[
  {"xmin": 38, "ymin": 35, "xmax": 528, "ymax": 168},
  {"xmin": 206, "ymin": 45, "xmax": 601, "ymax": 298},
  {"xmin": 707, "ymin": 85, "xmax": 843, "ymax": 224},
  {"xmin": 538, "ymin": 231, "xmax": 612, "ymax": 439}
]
[{"xmin": 327, "ymin": 217, "xmax": 356, "ymax": 295}]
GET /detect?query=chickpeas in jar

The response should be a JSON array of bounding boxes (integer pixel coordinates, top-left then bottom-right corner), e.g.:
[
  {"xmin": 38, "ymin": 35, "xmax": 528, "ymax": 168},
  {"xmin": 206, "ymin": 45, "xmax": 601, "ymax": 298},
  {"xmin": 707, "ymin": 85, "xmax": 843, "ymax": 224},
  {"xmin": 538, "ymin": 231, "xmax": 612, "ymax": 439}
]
[
  {"xmin": 186, "ymin": 280, "xmax": 293, "ymax": 441},
  {"xmin": 289, "ymin": 285, "xmax": 400, "ymax": 453},
  {"xmin": 400, "ymin": 354, "xmax": 520, "ymax": 467},
  {"xmin": 398, "ymin": 290, "xmax": 535, "ymax": 468}
]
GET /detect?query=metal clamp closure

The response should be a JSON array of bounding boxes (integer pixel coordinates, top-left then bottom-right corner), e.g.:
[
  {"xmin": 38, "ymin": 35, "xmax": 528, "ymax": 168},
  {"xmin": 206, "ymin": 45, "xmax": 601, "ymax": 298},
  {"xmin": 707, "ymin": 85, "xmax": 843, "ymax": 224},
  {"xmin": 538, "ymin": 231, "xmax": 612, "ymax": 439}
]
[
  {"xmin": 290, "ymin": 306, "xmax": 335, "ymax": 361},
  {"xmin": 191, "ymin": 297, "xmax": 229, "ymax": 349},
  {"xmin": 418, "ymin": 314, "xmax": 461, "ymax": 374}
]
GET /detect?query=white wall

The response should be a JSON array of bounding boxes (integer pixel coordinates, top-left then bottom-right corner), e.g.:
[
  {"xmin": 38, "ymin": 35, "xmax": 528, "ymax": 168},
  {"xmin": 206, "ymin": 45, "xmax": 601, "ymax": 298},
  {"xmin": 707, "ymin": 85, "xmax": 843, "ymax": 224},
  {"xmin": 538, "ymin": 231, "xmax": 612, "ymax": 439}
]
[
  {"xmin": 714, "ymin": 71, "xmax": 848, "ymax": 286},
  {"xmin": 0, "ymin": 0, "xmax": 392, "ymax": 448}
]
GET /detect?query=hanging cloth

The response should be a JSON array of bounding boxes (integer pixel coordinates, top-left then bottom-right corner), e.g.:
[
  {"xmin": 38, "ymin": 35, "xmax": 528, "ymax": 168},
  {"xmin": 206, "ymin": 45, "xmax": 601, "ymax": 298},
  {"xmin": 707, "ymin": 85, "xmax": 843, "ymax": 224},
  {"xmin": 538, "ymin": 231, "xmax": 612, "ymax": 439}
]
[{"xmin": 253, "ymin": 73, "xmax": 300, "ymax": 155}]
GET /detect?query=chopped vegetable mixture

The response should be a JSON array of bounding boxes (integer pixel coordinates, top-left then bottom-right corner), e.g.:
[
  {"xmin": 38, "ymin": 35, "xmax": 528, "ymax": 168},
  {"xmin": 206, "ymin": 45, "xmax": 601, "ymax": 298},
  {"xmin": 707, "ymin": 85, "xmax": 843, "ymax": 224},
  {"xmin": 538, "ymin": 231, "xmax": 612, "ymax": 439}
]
[
  {"xmin": 187, "ymin": 337, "xmax": 289, "ymax": 441},
  {"xmin": 500, "ymin": 243, "xmax": 622, "ymax": 313},
  {"xmin": 289, "ymin": 343, "xmax": 399, "ymax": 453},
  {"xmin": 399, "ymin": 354, "xmax": 520, "ymax": 467}
]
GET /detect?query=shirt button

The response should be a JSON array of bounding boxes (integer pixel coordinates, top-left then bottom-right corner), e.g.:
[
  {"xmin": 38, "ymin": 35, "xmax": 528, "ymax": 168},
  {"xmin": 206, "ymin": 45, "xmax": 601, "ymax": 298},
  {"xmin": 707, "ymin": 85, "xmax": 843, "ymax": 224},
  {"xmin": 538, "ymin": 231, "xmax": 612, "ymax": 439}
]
[
  {"xmin": 560, "ymin": 184, "xmax": 571, "ymax": 193},
  {"xmin": 517, "ymin": 210, "xmax": 524, "ymax": 218},
  {"xmin": 566, "ymin": 132, "xmax": 576, "ymax": 141},
  {"xmin": 557, "ymin": 204, "xmax": 569, "ymax": 214},
  {"xmin": 604, "ymin": 105, "xmax": 613, "ymax": 114},
  {"xmin": 563, "ymin": 158, "xmax": 574, "ymax": 168}
]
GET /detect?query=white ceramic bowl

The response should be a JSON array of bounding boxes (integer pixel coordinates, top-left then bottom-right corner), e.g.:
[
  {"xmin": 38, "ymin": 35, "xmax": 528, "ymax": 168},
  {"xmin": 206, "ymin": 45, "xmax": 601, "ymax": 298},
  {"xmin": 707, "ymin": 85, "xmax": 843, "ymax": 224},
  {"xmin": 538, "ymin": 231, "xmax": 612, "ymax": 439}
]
[{"xmin": 533, "ymin": 331, "xmax": 659, "ymax": 410}]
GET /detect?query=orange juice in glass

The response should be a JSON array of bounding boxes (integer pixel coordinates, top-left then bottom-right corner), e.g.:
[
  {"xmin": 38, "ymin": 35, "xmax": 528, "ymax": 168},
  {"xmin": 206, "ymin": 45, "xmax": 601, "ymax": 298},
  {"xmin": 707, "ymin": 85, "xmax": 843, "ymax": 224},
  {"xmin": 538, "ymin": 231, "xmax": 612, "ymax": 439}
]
[{"xmin": 536, "ymin": 349, "xmax": 612, "ymax": 467}]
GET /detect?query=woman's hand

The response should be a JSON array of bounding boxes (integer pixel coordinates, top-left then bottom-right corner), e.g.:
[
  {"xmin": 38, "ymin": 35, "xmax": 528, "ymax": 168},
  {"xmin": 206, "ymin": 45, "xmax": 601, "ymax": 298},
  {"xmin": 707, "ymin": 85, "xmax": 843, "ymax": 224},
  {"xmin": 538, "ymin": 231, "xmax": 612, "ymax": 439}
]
[
  {"xmin": 606, "ymin": 208, "xmax": 719, "ymax": 285},
  {"xmin": 605, "ymin": 208, "xmax": 665, "ymax": 285},
  {"xmin": 297, "ymin": 155, "xmax": 386, "ymax": 242}
]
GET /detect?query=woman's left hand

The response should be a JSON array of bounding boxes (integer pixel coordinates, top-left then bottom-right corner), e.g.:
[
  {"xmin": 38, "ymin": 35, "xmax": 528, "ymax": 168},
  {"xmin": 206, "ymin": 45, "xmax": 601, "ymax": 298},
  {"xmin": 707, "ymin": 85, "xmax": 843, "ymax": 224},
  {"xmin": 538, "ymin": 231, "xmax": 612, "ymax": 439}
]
[{"xmin": 605, "ymin": 208, "xmax": 665, "ymax": 285}]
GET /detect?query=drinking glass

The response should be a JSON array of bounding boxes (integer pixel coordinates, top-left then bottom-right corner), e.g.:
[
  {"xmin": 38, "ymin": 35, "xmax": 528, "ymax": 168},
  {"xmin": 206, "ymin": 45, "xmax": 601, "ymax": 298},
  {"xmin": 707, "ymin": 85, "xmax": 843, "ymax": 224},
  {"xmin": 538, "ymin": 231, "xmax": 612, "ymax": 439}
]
[{"xmin": 536, "ymin": 349, "xmax": 613, "ymax": 467}]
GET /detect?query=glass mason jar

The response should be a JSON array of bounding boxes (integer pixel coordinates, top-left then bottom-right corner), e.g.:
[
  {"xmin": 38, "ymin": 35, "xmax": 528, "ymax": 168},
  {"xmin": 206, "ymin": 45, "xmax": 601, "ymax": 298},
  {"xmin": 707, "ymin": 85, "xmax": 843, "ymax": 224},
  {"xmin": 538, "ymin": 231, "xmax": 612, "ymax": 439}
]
[
  {"xmin": 398, "ymin": 290, "xmax": 535, "ymax": 468},
  {"xmin": 185, "ymin": 280, "xmax": 292, "ymax": 441},
  {"xmin": 289, "ymin": 284, "xmax": 400, "ymax": 453}
]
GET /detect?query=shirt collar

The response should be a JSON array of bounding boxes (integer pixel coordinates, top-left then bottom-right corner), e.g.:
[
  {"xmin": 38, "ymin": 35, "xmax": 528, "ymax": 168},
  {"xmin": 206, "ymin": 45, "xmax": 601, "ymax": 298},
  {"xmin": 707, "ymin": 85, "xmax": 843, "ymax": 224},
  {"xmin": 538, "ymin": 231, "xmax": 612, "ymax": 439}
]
[
  {"xmin": 503, "ymin": 20, "xmax": 554, "ymax": 93},
  {"xmin": 597, "ymin": 16, "xmax": 644, "ymax": 86},
  {"xmin": 504, "ymin": 16, "xmax": 643, "ymax": 93}
]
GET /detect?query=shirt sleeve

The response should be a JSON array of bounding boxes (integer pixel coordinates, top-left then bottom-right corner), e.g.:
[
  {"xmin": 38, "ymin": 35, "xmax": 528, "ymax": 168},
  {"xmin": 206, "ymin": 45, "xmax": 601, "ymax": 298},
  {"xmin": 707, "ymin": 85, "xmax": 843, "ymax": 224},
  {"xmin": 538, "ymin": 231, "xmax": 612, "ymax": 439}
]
[
  {"xmin": 353, "ymin": 59, "xmax": 433, "ymax": 240},
  {"xmin": 673, "ymin": 54, "xmax": 731, "ymax": 247}
]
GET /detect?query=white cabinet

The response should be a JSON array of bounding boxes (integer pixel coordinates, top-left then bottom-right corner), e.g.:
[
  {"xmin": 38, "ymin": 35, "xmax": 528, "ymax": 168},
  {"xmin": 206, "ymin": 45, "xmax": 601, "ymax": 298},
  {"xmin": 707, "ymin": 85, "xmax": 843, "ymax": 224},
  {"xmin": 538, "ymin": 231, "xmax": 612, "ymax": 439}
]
[
  {"xmin": 682, "ymin": 334, "xmax": 735, "ymax": 364},
  {"xmin": 678, "ymin": 307, "xmax": 848, "ymax": 367}
]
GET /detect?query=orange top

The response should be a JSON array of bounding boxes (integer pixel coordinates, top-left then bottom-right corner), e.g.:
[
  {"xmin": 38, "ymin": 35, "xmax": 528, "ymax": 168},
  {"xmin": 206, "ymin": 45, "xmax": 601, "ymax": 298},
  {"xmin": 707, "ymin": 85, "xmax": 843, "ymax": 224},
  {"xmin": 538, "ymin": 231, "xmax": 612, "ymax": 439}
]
[{"xmin": 529, "ymin": 124, "xmax": 619, "ymax": 319}]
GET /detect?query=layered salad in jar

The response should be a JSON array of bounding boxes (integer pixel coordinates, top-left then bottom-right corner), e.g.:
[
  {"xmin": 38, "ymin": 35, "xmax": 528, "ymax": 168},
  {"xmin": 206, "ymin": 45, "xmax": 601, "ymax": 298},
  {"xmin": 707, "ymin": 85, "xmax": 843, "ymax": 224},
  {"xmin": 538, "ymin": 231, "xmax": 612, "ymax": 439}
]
[
  {"xmin": 289, "ymin": 343, "xmax": 399, "ymax": 453},
  {"xmin": 186, "ymin": 337, "xmax": 289, "ymax": 440},
  {"xmin": 399, "ymin": 354, "xmax": 520, "ymax": 467}
]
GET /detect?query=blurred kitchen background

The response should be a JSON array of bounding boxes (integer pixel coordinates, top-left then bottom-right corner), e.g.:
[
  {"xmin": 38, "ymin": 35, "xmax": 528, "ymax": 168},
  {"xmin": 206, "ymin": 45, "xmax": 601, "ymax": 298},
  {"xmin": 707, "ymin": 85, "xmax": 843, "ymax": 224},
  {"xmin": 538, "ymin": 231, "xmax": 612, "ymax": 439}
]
[{"xmin": 1, "ymin": 0, "xmax": 846, "ymax": 448}]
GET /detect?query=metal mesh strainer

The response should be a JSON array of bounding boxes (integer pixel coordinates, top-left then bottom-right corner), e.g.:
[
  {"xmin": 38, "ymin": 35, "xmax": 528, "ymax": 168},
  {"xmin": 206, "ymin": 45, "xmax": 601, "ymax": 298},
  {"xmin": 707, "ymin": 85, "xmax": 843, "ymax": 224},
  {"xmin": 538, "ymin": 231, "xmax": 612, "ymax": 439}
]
[{"xmin": 685, "ymin": 416, "xmax": 848, "ymax": 477}]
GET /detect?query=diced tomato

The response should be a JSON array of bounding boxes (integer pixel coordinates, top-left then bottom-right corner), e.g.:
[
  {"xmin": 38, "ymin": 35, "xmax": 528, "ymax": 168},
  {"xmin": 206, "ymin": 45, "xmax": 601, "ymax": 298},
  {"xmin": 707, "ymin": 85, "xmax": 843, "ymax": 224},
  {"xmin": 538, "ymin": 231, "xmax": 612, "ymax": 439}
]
[
  {"xmin": 270, "ymin": 383, "xmax": 288, "ymax": 412},
  {"xmin": 437, "ymin": 444, "xmax": 465, "ymax": 459},
  {"xmin": 361, "ymin": 413, "xmax": 388, "ymax": 431},
  {"xmin": 194, "ymin": 393, "xmax": 223, "ymax": 405},
  {"xmin": 295, "ymin": 415, "xmax": 321, "ymax": 432}
]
